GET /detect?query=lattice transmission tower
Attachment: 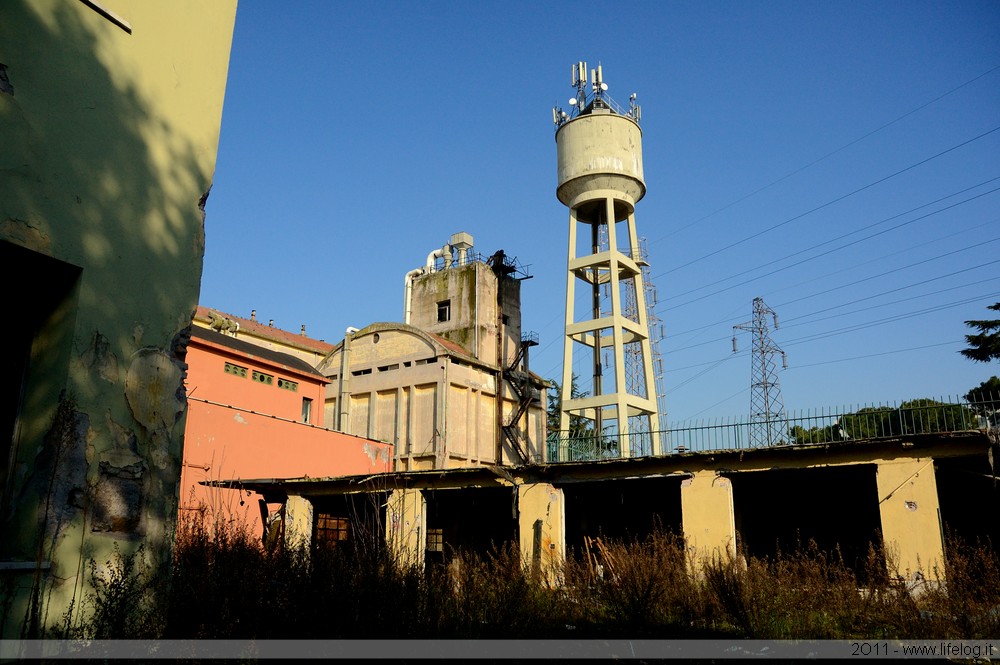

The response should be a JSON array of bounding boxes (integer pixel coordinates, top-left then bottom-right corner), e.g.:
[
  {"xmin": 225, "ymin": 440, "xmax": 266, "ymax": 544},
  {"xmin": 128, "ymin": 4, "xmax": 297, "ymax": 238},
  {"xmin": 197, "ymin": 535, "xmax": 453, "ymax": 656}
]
[{"xmin": 732, "ymin": 297, "xmax": 788, "ymax": 447}]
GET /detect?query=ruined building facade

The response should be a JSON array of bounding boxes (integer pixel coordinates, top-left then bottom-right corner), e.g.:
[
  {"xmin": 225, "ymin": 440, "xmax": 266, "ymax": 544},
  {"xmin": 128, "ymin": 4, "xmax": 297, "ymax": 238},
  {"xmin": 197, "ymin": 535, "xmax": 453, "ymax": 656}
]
[
  {"xmin": 316, "ymin": 234, "xmax": 549, "ymax": 471},
  {"xmin": 0, "ymin": 1, "xmax": 237, "ymax": 638}
]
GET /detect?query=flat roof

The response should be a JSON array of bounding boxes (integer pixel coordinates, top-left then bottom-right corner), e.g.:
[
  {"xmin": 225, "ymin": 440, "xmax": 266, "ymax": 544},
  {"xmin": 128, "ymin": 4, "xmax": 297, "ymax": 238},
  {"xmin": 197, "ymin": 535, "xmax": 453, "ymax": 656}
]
[{"xmin": 204, "ymin": 430, "xmax": 996, "ymax": 500}]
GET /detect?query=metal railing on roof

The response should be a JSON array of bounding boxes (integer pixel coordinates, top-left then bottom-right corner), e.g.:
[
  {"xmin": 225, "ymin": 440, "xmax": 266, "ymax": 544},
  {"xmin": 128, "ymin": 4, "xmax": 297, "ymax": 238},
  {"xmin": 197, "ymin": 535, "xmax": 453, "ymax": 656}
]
[
  {"xmin": 428, "ymin": 250, "xmax": 532, "ymax": 280},
  {"xmin": 545, "ymin": 393, "xmax": 999, "ymax": 463}
]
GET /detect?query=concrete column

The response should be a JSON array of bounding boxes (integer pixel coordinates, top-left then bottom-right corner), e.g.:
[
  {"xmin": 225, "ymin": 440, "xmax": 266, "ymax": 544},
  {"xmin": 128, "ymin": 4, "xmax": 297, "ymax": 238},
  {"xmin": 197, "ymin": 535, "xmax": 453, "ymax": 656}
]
[
  {"xmin": 876, "ymin": 457, "xmax": 944, "ymax": 583},
  {"xmin": 517, "ymin": 483, "xmax": 565, "ymax": 586},
  {"xmin": 386, "ymin": 488, "xmax": 426, "ymax": 568},
  {"xmin": 284, "ymin": 495, "xmax": 314, "ymax": 552},
  {"xmin": 681, "ymin": 471, "xmax": 736, "ymax": 568}
]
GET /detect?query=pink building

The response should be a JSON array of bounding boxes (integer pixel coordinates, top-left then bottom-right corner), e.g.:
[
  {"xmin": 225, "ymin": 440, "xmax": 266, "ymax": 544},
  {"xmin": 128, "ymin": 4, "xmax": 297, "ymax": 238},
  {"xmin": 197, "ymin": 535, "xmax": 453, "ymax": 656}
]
[{"xmin": 179, "ymin": 324, "xmax": 394, "ymax": 543}]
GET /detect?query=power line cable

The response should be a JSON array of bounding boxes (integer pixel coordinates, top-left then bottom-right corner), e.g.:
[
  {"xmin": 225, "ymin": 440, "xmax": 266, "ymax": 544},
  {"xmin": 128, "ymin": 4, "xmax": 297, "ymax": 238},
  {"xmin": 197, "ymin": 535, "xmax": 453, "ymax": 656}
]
[
  {"xmin": 779, "ymin": 277, "xmax": 1000, "ymax": 330},
  {"xmin": 679, "ymin": 387, "xmax": 750, "ymax": 420},
  {"xmin": 786, "ymin": 341, "xmax": 960, "ymax": 369},
  {"xmin": 650, "ymin": 64, "xmax": 1000, "ymax": 246},
  {"xmin": 654, "ymin": 125, "xmax": 1000, "ymax": 278},
  {"xmin": 665, "ymin": 250, "xmax": 1000, "ymax": 348},
  {"xmin": 660, "ymin": 178, "xmax": 1000, "ymax": 305},
  {"xmin": 660, "ymin": 191, "xmax": 1000, "ymax": 314},
  {"xmin": 762, "ymin": 217, "xmax": 1000, "ymax": 299},
  {"xmin": 773, "ymin": 254, "xmax": 1000, "ymax": 311},
  {"xmin": 666, "ymin": 276, "xmax": 1000, "ymax": 357},
  {"xmin": 665, "ymin": 354, "xmax": 740, "ymax": 394},
  {"xmin": 780, "ymin": 291, "xmax": 1000, "ymax": 347},
  {"xmin": 663, "ymin": 293, "xmax": 994, "ymax": 406}
]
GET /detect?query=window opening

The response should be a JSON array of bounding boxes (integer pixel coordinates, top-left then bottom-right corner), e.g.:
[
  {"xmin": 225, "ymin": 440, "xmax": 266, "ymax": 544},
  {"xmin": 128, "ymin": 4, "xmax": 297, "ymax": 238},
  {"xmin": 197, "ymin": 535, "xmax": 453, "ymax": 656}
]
[
  {"xmin": 426, "ymin": 528, "xmax": 444, "ymax": 552},
  {"xmin": 437, "ymin": 300, "xmax": 451, "ymax": 323},
  {"xmin": 316, "ymin": 514, "xmax": 349, "ymax": 546},
  {"xmin": 224, "ymin": 362, "xmax": 248, "ymax": 378}
]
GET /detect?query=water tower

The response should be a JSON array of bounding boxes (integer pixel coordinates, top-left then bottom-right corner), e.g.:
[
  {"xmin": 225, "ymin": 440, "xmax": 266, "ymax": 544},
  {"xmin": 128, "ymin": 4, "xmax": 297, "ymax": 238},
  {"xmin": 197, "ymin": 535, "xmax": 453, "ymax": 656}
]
[{"xmin": 553, "ymin": 61, "xmax": 661, "ymax": 459}]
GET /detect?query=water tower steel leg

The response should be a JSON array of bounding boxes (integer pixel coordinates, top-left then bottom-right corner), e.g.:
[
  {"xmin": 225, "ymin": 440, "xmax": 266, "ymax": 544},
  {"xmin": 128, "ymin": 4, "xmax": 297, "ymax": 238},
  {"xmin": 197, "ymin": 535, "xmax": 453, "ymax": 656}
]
[{"xmin": 559, "ymin": 208, "xmax": 578, "ymax": 461}]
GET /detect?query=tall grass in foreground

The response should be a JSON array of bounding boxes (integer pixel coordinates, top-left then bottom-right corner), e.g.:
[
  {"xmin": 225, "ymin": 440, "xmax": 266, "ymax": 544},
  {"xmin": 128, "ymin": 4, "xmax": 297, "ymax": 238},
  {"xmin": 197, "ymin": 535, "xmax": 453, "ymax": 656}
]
[{"xmin": 69, "ymin": 516, "xmax": 1000, "ymax": 640}]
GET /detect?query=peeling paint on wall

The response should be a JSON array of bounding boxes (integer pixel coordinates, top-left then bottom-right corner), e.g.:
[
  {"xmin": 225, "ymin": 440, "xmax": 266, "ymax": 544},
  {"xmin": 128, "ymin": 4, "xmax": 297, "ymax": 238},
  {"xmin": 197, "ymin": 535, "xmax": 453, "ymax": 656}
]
[
  {"xmin": 362, "ymin": 442, "xmax": 392, "ymax": 465},
  {"xmin": 124, "ymin": 347, "xmax": 185, "ymax": 435},
  {"xmin": 0, "ymin": 63, "xmax": 13, "ymax": 95},
  {"xmin": 0, "ymin": 218, "xmax": 51, "ymax": 254},
  {"xmin": 31, "ymin": 394, "xmax": 90, "ymax": 546},
  {"xmin": 82, "ymin": 332, "xmax": 119, "ymax": 383},
  {"xmin": 92, "ymin": 460, "xmax": 144, "ymax": 532}
]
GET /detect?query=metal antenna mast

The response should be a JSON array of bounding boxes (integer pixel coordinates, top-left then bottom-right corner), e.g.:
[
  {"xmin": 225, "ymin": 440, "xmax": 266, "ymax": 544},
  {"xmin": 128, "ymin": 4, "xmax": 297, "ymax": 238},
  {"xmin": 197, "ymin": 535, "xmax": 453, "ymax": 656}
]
[{"xmin": 732, "ymin": 297, "xmax": 788, "ymax": 447}]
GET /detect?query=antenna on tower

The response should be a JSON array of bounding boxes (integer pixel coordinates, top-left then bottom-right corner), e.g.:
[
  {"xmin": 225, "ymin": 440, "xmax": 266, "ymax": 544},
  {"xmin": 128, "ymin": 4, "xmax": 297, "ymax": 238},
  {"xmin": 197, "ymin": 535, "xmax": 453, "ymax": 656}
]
[
  {"xmin": 733, "ymin": 297, "xmax": 788, "ymax": 447},
  {"xmin": 555, "ymin": 60, "xmax": 640, "ymax": 128}
]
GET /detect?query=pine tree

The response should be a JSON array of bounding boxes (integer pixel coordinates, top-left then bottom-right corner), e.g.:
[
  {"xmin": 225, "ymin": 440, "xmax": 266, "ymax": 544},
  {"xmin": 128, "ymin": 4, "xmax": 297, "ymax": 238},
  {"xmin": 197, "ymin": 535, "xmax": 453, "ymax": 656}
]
[{"xmin": 960, "ymin": 302, "xmax": 1000, "ymax": 363}]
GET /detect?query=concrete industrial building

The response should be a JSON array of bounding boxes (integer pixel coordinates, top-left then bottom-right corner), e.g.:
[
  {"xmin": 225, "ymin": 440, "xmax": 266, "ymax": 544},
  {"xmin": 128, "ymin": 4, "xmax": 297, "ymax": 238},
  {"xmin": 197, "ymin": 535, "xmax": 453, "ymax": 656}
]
[
  {"xmin": 316, "ymin": 234, "xmax": 549, "ymax": 471},
  {"xmin": 0, "ymin": 0, "xmax": 237, "ymax": 638},
  {"xmin": 227, "ymin": 428, "xmax": 998, "ymax": 582},
  {"xmin": 180, "ymin": 323, "xmax": 393, "ymax": 542},
  {"xmin": 186, "ymin": 233, "xmax": 549, "ymax": 552},
  {"xmin": 210, "ymin": 63, "xmax": 999, "ymax": 585}
]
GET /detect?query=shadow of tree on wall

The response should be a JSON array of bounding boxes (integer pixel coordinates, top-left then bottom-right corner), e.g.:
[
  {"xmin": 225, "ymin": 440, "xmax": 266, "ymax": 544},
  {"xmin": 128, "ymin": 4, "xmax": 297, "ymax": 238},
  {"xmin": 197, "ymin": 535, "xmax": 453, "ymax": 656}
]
[{"xmin": 1, "ymin": 0, "xmax": 232, "ymax": 638}]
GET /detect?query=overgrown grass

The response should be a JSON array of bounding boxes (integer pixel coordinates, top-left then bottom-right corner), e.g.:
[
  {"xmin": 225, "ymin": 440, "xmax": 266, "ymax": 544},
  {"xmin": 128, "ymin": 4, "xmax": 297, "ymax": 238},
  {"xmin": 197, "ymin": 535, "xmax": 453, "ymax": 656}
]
[{"xmin": 70, "ymin": 517, "xmax": 1000, "ymax": 640}]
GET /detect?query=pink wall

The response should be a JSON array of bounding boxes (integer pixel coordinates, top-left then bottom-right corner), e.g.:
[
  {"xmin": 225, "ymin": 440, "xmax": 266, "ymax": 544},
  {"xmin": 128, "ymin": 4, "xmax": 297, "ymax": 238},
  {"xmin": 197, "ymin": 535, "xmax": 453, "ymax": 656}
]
[
  {"xmin": 179, "ymin": 335, "xmax": 394, "ymax": 542},
  {"xmin": 185, "ymin": 338, "xmax": 326, "ymax": 425}
]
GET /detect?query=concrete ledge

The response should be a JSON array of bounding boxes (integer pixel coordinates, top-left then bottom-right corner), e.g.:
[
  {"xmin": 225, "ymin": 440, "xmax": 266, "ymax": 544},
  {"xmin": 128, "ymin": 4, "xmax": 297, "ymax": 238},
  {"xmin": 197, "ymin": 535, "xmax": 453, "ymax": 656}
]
[{"xmin": 0, "ymin": 561, "xmax": 51, "ymax": 572}]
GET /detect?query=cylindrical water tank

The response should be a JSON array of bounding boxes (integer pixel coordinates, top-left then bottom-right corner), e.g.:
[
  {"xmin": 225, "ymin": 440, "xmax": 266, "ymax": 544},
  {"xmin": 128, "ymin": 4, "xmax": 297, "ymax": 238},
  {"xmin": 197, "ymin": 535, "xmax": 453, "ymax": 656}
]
[{"xmin": 555, "ymin": 107, "xmax": 645, "ymax": 220}]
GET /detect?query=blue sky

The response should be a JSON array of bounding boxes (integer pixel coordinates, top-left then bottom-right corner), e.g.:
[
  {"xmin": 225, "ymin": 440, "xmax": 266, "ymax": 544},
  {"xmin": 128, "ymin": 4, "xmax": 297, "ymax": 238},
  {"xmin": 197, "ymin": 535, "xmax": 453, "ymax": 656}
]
[{"xmin": 199, "ymin": 0, "xmax": 1000, "ymax": 423}]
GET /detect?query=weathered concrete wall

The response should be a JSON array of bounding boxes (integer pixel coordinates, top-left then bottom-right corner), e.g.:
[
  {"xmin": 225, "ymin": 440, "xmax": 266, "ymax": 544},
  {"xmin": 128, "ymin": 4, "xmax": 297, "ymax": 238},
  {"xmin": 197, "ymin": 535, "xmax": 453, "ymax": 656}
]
[
  {"xmin": 284, "ymin": 495, "xmax": 314, "ymax": 552},
  {"xmin": 319, "ymin": 324, "xmax": 545, "ymax": 470},
  {"xmin": 180, "ymin": 400, "xmax": 393, "ymax": 540},
  {"xmin": 386, "ymin": 488, "xmax": 426, "ymax": 567},
  {"xmin": 518, "ymin": 483, "xmax": 565, "ymax": 585},
  {"xmin": 0, "ymin": 0, "xmax": 236, "ymax": 637},
  {"xmin": 410, "ymin": 263, "xmax": 498, "ymax": 363},
  {"xmin": 680, "ymin": 471, "xmax": 737, "ymax": 567},
  {"xmin": 875, "ymin": 457, "xmax": 944, "ymax": 583}
]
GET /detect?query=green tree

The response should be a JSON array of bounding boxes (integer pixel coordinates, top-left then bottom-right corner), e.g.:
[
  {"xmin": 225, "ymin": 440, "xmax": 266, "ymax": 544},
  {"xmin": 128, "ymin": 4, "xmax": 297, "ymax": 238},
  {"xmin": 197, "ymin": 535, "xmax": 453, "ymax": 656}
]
[
  {"xmin": 546, "ymin": 374, "xmax": 591, "ymax": 436},
  {"xmin": 546, "ymin": 375, "xmax": 615, "ymax": 461},
  {"xmin": 790, "ymin": 399, "xmax": 976, "ymax": 444},
  {"xmin": 960, "ymin": 302, "xmax": 1000, "ymax": 363},
  {"xmin": 964, "ymin": 376, "xmax": 1000, "ymax": 428}
]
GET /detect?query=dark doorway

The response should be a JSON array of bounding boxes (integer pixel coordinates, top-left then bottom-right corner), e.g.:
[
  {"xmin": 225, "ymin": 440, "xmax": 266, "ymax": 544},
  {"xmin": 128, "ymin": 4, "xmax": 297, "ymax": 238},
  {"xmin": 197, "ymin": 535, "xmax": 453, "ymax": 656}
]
[
  {"xmin": 423, "ymin": 486, "xmax": 517, "ymax": 566},
  {"xmin": 0, "ymin": 241, "xmax": 80, "ymax": 523},
  {"xmin": 562, "ymin": 476, "xmax": 684, "ymax": 555},
  {"xmin": 312, "ymin": 492, "xmax": 389, "ymax": 555},
  {"xmin": 936, "ymin": 455, "xmax": 1000, "ymax": 548},
  {"xmin": 730, "ymin": 464, "xmax": 882, "ymax": 577}
]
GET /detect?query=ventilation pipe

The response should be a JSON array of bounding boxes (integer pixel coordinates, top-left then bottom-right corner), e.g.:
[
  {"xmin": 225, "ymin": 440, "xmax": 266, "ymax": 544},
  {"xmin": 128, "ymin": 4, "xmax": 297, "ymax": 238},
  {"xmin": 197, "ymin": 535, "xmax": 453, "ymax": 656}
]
[
  {"xmin": 404, "ymin": 241, "xmax": 454, "ymax": 324},
  {"xmin": 449, "ymin": 232, "xmax": 474, "ymax": 265},
  {"xmin": 337, "ymin": 326, "xmax": 361, "ymax": 432},
  {"xmin": 425, "ymin": 243, "xmax": 452, "ymax": 273},
  {"xmin": 403, "ymin": 268, "xmax": 424, "ymax": 325}
]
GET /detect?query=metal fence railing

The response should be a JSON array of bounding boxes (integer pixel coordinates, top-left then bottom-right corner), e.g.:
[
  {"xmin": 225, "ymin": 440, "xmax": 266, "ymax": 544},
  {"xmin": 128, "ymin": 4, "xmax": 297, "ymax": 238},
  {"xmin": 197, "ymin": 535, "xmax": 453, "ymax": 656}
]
[{"xmin": 545, "ymin": 393, "xmax": 999, "ymax": 463}]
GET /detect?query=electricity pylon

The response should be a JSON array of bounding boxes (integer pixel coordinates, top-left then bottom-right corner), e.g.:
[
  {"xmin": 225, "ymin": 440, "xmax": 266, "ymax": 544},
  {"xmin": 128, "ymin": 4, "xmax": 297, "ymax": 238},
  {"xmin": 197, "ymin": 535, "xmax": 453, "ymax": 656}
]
[{"xmin": 733, "ymin": 297, "xmax": 788, "ymax": 447}]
